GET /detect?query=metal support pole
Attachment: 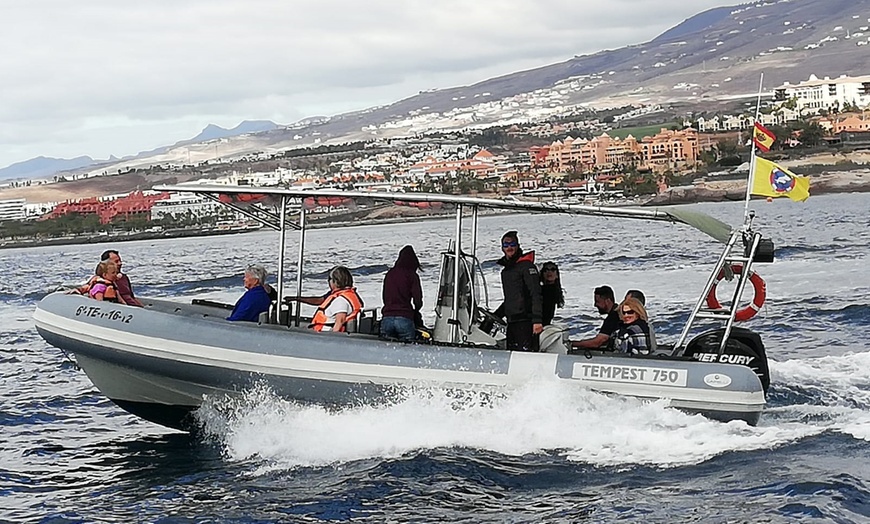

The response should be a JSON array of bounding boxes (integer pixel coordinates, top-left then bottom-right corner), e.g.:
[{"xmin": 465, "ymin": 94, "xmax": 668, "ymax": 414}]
[
  {"xmin": 294, "ymin": 207, "xmax": 307, "ymax": 327},
  {"xmin": 451, "ymin": 204, "xmax": 463, "ymax": 343},
  {"xmin": 470, "ymin": 205, "xmax": 479, "ymax": 261},
  {"xmin": 276, "ymin": 197, "xmax": 288, "ymax": 319}
]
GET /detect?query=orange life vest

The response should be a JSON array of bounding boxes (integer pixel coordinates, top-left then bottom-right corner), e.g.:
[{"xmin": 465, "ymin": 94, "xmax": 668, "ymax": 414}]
[
  {"xmin": 309, "ymin": 287, "xmax": 364, "ymax": 332},
  {"xmin": 89, "ymin": 277, "xmax": 120, "ymax": 303}
]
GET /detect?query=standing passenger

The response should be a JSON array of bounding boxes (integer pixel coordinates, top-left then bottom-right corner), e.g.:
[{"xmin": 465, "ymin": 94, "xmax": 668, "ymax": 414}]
[
  {"xmin": 380, "ymin": 246, "xmax": 423, "ymax": 342},
  {"xmin": 540, "ymin": 261, "xmax": 565, "ymax": 326},
  {"xmin": 494, "ymin": 231, "xmax": 543, "ymax": 352}
]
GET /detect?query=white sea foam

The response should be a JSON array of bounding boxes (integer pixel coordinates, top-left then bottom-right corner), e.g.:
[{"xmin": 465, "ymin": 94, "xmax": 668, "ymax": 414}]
[
  {"xmin": 770, "ymin": 351, "xmax": 870, "ymax": 441},
  {"xmin": 196, "ymin": 379, "xmax": 819, "ymax": 473}
]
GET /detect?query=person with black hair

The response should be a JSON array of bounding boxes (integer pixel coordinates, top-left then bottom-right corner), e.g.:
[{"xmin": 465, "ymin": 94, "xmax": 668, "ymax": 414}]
[
  {"xmin": 540, "ymin": 261, "xmax": 565, "ymax": 326},
  {"xmin": 380, "ymin": 245, "xmax": 423, "ymax": 342},
  {"xmin": 570, "ymin": 285, "xmax": 620, "ymax": 351},
  {"xmin": 494, "ymin": 231, "xmax": 542, "ymax": 352}
]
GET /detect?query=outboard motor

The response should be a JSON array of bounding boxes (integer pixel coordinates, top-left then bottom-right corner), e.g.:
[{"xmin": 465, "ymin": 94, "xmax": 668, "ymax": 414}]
[{"xmin": 683, "ymin": 327, "xmax": 770, "ymax": 393}]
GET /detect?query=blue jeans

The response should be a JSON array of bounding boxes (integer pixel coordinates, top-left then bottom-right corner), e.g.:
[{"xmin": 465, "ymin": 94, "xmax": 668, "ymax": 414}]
[{"xmin": 380, "ymin": 316, "xmax": 417, "ymax": 342}]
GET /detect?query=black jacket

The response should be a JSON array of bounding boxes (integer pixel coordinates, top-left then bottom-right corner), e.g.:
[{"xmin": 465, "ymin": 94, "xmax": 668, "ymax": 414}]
[{"xmin": 495, "ymin": 250, "xmax": 542, "ymax": 324}]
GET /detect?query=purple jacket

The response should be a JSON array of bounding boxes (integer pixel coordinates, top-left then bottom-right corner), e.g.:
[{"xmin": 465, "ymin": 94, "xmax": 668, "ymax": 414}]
[{"xmin": 381, "ymin": 246, "xmax": 423, "ymax": 319}]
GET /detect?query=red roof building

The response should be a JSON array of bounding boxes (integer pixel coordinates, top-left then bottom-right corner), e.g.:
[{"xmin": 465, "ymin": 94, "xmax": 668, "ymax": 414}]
[{"xmin": 49, "ymin": 191, "xmax": 170, "ymax": 224}]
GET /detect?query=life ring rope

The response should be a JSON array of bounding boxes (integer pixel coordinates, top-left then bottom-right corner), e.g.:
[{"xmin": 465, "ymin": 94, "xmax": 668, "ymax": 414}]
[{"xmin": 705, "ymin": 264, "xmax": 766, "ymax": 322}]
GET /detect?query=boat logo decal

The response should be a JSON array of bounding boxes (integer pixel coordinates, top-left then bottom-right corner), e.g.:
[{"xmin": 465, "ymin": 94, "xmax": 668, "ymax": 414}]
[
  {"xmin": 704, "ymin": 373, "xmax": 732, "ymax": 388},
  {"xmin": 693, "ymin": 353, "xmax": 754, "ymax": 366},
  {"xmin": 572, "ymin": 363, "xmax": 688, "ymax": 387},
  {"xmin": 75, "ymin": 305, "xmax": 133, "ymax": 324}
]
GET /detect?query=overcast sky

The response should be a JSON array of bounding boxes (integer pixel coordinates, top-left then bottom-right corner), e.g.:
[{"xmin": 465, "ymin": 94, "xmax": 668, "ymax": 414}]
[{"xmin": 0, "ymin": 0, "xmax": 736, "ymax": 169}]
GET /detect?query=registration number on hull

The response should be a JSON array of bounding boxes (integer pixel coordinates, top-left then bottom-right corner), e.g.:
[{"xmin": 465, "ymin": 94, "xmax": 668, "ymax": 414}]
[{"xmin": 572, "ymin": 363, "xmax": 688, "ymax": 387}]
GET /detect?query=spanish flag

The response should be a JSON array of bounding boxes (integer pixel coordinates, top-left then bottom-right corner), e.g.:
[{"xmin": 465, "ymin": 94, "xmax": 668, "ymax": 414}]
[
  {"xmin": 751, "ymin": 157, "xmax": 810, "ymax": 202},
  {"xmin": 752, "ymin": 122, "xmax": 776, "ymax": 152}
]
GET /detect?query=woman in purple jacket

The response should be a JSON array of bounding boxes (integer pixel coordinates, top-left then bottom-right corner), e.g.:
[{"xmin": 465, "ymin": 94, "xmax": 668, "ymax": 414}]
[{"xmin": 380, "ymin": 245, "xmax": 423, "ymax": 342}]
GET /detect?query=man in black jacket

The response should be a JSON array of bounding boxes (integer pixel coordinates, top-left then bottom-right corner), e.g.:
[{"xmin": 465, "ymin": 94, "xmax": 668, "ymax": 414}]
[{"xmin": 494, "ymin": 231, "xmax": 543, "ymax": 351}]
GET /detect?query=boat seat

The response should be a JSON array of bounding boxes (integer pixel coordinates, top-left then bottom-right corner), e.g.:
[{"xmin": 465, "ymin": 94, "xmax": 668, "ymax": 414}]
[
  {"xmin": 258, "ymin": 301, "xmax": 292, "ymax": 326},
  {"xmin": 348, "ymin": 308, "xmax": 379, "ymax": 335}
]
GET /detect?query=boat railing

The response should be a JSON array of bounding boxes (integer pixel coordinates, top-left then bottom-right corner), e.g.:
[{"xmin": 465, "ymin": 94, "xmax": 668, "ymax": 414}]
[{"xmin": 673, "ymin": 220, "xmax": 772, "ymax": 354}]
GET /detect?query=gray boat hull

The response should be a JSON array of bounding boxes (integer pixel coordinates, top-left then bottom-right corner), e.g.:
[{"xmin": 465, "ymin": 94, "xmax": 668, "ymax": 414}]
[{"xmin": 34, "ymin": 293, "xmax": 766, "ymax": 430}]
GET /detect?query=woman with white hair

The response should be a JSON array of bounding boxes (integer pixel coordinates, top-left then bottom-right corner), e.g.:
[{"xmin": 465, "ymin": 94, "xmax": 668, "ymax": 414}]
[{"xmin": 227, "ymin": 264, "xmax": 272, "ymax": 322}]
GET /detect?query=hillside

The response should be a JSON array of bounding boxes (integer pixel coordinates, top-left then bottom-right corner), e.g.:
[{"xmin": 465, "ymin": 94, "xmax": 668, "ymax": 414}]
[{"xmin": 5, "ymin": 0, "xmax": 870, "ymax": 188}]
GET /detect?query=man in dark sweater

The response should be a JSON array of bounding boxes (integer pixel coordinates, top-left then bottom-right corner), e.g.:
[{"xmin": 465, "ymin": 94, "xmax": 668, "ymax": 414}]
[{"xmin": 494, "ymin": 231, "xmax": 542, "ymax": 351}]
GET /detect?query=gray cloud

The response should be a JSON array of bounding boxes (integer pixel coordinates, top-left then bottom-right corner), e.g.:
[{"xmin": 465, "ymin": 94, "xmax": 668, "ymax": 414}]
[{"xmin": 0, "ymin": 0, "xmax": 734, "ymax": 167}]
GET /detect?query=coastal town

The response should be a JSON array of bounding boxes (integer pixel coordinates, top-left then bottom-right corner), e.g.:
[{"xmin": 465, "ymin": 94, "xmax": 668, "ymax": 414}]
[{"xmin": 1, "ymin": 72, "xmax": 869, "ymax": 244}]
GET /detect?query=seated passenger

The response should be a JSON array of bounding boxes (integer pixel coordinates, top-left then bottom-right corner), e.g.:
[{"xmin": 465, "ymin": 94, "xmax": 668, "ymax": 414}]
[
  {"xmin": 570, "ymin": 285, "xmax": 619, "ymax": 351},
  {"xmin": 611, "ymin": 297, "xmax": 652, "ymax": 355},
  {"xmin": 227, "ymin": 265, "xmax": 272, "ymax": 322},
  {"xmin": 308, "ymin": 266, "xmax": 364, "ymax": 332},
  {"xmin": 88, "ymin": 261, "xmax": 126, "ymax": 304},
  {"xmin": 625, "ymin": 289, "xmax": 657, "ymax": 352}
]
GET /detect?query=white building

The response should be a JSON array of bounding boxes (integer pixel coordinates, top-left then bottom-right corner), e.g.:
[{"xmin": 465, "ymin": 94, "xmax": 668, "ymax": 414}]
[
  {"xmin": 774, "ymin": 74, "xmax": 870, "ymax": 114},
  {"xmin": 24, "ymin": 202, "xmax": 57, "ymax": 219},
  {"xmin": 0, "ymin": 198, "xmax": 25, "ymax": 222},
  {"xmin": 150, "ymin": 193, "xmax": 228, "ymax": 221}
]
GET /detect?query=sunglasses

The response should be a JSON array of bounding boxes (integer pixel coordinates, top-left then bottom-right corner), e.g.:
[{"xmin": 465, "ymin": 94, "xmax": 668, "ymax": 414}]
[
  {"xmin": 622, "ymin": 309, "xmax": 637, "ymax": 315},
  {"xmin": 502, "ymin": 241, "xmax": 518, "ymax": 248}
]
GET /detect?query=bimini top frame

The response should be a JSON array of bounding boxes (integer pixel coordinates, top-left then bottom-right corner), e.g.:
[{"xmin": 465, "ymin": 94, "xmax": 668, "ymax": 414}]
[{"xmin": 154, "ymin": 185, "xmax": 736, "ymax": 343}]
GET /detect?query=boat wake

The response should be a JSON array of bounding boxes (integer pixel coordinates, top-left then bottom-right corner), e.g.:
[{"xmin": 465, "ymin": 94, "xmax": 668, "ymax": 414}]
[
  {"xmin": 193, "ymin": 379, "xmax": 818, "ymax": 474},
  {"xmin": 767, "ymin": 351, "xmax": 870, "ymax": 441}
]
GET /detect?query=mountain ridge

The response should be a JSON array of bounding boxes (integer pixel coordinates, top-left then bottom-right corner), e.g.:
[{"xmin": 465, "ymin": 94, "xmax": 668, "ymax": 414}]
[{"xmin": 5, "ymin": 0, "xmax": 870, "ymax": 181}]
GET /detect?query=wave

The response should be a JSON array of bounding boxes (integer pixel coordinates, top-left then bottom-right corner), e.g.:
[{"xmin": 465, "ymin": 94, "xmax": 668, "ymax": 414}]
[{"xmin": 194, "ymin": 380, "xmax": 817, "ymax": 473}]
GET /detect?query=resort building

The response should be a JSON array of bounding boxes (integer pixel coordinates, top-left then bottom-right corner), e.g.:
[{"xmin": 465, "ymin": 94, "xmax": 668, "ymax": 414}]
[
  {"xmin": 400, "ymin": 149, "xmax": 499, "ymax": 181},
  {"xmin": 0, "ymin": 198, "xmax": 26, "ymax": 222},
  {"xmin": 49, "ymin": 191, "xmax": 169, "ymax": 224},
  {"xmin": 150, "ymin": 193, "xmax": 227, "ymax": 222},
  {"xmin": 774, "ymin": 74, "xmax": 870, "ymax": 114},
  {"xmin": 817, "ymin": 113, "xmax": 870, "ymax": 134},
  {"xmin": 531, "ymin": 129, "xmax": 701, "ymax": 174}
]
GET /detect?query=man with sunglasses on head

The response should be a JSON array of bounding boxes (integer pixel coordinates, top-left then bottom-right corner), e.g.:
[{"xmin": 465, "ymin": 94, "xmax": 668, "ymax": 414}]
[
  {"xmin": 570, "ymin": 285, "xmax": 620, "ymax": 352},
  {"xmin": 494, "ymin": 231, "xmax": 543, "ymax": 352}
]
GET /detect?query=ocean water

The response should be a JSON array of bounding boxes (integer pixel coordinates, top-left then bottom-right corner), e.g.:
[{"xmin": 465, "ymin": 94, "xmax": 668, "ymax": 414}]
[{"xmin": 1, "ymin": 193, "xmax": 869, "ymax": 523}]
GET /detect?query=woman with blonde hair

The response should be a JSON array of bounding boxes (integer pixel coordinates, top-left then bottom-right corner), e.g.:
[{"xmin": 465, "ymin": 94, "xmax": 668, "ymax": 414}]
[{"xmin": 610, "ymin": 296, "xmax": 651, "ymax": 355}]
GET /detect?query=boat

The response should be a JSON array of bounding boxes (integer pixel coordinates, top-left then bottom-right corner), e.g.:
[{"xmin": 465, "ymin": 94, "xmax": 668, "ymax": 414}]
[{"xmin": 33, "ymin": 187, "xmax": 775, "ymax": 431}]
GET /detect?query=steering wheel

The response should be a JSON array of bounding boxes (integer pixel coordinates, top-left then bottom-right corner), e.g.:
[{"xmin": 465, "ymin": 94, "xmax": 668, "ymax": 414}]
[{"xmin": 477, "ymin": 307, "xmax": 506, "ymax": 328}]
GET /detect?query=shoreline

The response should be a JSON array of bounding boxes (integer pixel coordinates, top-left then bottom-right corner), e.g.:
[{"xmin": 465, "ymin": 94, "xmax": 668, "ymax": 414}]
[{"xmin": 3, "ymin": 169, "xmax": 868, "ymax": 250}]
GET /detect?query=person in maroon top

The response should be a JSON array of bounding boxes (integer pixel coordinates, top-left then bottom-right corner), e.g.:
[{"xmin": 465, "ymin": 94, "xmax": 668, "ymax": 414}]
[
  {"xmin": 380, "ymin": 245, "xmax": 423, "ymax": 342},
  {"xmin": 101, "ymin": 250, "xmax": 144, "ymax": 307}
]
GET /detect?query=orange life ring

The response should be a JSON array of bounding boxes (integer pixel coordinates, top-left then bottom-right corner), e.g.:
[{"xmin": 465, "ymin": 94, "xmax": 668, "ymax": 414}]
[{"xmin": 705, "ymin": 264, "xmax": 766, "ymax": 322}]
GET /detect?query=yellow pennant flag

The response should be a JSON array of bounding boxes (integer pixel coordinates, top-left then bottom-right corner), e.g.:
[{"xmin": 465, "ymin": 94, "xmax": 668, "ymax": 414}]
[{"xmin": 751, "ymin": 157, "xmax": 810, "ymax": 202}]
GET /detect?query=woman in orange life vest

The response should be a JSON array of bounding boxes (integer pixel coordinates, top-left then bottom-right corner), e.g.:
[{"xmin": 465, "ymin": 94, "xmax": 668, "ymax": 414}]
[
  {"xmin": 88, "ymin": 260, "xmax": 127, "ymax": 304},
  {"xmin": 305, "ymin": 266, "xmax": 364, "ymax": 332}
]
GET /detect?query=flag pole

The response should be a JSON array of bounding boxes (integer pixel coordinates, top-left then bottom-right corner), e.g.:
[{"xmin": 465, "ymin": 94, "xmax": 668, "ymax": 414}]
[{"xmin": 743, "ymin": 73, "xmax": 764, "ymax": 228}]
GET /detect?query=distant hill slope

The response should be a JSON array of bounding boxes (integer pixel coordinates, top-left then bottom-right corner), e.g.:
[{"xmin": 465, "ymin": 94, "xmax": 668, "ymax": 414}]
[
  {"xmin": 651, "ymin": 6, "xmax": 734, "ymax": 44},
  {"xmin": 218, "ymin": 0, "xmax": 870, "ymax": 153},
  {"xmin": 186, "ymin": 120, "xmax": 280, "ymax": 144},
  {"xmin": 8, "ymin": 0, "xmax": 870, "ymax": 182},
  {"xmin": 0, "ymin": 156, "xmax": 96, "ymax": 181},
  {"xmin": 1, "ymin": 120, "xmax": 282, "ymax": 180}
]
